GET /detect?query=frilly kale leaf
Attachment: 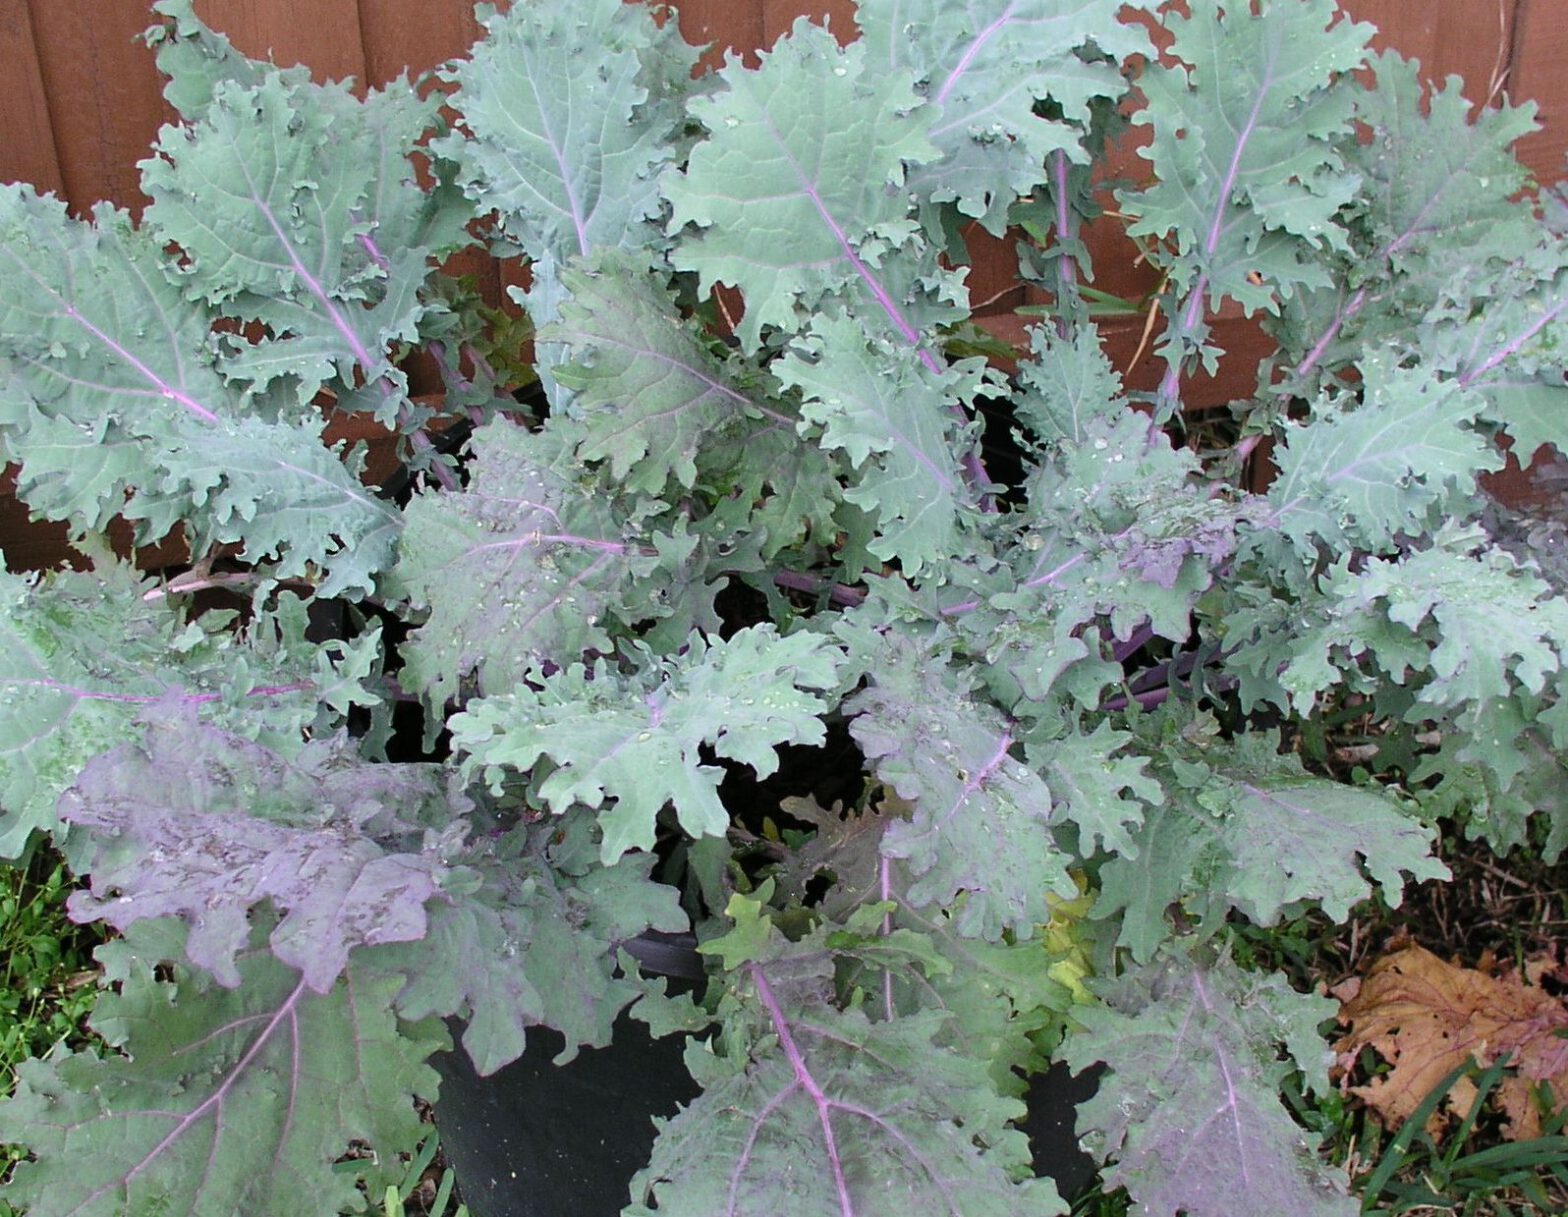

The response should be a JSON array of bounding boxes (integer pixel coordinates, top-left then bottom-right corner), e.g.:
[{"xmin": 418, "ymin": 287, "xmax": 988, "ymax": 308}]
[
  {"xmin": 1063, "ymin": 949, "xmax": 1355, "ymax": 1217},
  {"xmin": 392, "ymin": 416, "xmax": 646, "ymax": 703},
  {"xmin": 631, "ymin": 907, "xmax": 1063, "ymax": 1217},
  {"xmin": 778, "ymin": 319, "xmax": 988, "ymax": 576},
  {"xmin": 1095, "ymin": 723, "xmax": 1445, "ymax": 959},
  {"xmin": 544, "ymin": 251, "xmax": 786, "ymax": 494},
  {"xmin": 0, "ymin": 186, "xmax": 400, "ymax": 598},
  {"xmin": 385, "ymin": 809, "xmax": 688, "ymax": 1075},
  {"xmin": 439, "ymin": 0, "xmax": 695, "ymax": 271},
  {"xmin": 858, "ymin": 0, "xmax": 1156, "ymax": 235},
  {"xmin": 452, "ymin": 625, "xmax": 846, "ymax": 862},
  {"xmin": 843, "ymin": 630, "xmax": 1077, "ymax": 940},
  {"xmin": 0, "ymin": 918, "xmax": 443, "ymax": 1217},
  {"xmin": 141, "ymin": 73, "xmax": 460, "ymax": 410},
  {"xmin": 0, "ymin": 563, "xmax": 378, "ymax": 856},
  {"xmin": 1122, "ymin": 0, "xmax": 1372, "ymax": 392},
  {"xmin": 61, "ymin": 717, "xmax": 468, "ymax": 992},
  {"xmin": 663, "ymin": 21, "xmax": 946, "ymax": 354}
]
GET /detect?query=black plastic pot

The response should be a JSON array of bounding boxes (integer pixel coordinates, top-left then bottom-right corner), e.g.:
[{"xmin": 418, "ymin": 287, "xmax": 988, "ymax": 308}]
[
  {"xmin": 429, "ymin": 932, "xmax": 704, "ymax": 1217},
  {"xmin": 432, "ymin": 931, "xmax": 1101, "ymax": 1216}
]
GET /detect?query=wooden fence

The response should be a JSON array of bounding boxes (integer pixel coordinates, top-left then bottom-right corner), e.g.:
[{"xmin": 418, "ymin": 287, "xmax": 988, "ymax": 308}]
[
  {"xmin": 0, "ymin": 0, "xmax": 1561, "ymax": 564},
  {"xmin": 3, "ymin": 1, "xmax": 1561, "ymax": 220}
]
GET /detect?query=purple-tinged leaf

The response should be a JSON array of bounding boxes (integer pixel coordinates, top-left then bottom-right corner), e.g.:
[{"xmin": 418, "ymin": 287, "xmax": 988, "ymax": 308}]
[
  {"xmin": 778, "ymin": 319, "xmax": 987, "ymax": 576},
  {"xmin": 544, "ymin": 251, "xmax": 788, "ymax": 493},
  {"xmin": 860, "ymin": 0, "xmax": 1154, "ymax": 234},
  {"xmin": 452, "ymin": 626, "xmax": 845, "ymax": 862},
  {"xmin": 62, "ymin": 716, "xmax": 466, "ymax": 993},
  {"xmin": 0, "ymin": 565, "xmax": 376, "ymax": 857},
  {"xmin": 0, "ymin": 186, "xmax": 397, "ymax": 597},
  {"xmin": 386, "ymin": 810, "xmax": 688, "ymax": 1075},
  {"xmin": 439, "ymin": 0, "xmax": 694, "ymax": 269},
  {"xmin": 0, "ymin": 918, "xmax": 442, "ymax": 1217},
  {"xmin": 628, "ymin": 958, "xmax": 1061, "ymax": 1217},
  {"xmin": 843, "ymin": 630, "xmax": 1076, "ymax": 939},
  {"xmin": 1063, "ymin": 949, "xmax": 1356, "ymax": 1217},
  {"xmin": 393, "ymin": 416, "xmax": 642, "ymax": 703},
  {"xmin": 663, "ymin": 21, "xmax": 948, "ymax": 359}
]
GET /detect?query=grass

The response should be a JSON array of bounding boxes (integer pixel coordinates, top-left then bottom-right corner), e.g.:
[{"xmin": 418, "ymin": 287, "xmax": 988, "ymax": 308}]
[
  {"xmin": 0, "ymin": 844, "xmax": 101, "ymax": 1091},
  {"xmin": 1, "ymin": 841, "xmax": 105, "ymax": 1213},
  {"xmin": 368, "ymin": 1132, "xmax": 470, "ymax": 1217}
]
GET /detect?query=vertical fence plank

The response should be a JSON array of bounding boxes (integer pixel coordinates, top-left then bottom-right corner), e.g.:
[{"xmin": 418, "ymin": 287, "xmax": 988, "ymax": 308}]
[
  {"xmin": 763, "ymin": 0, "xmax": 858, "ymax": 45},
  {"xmin": 0, "ymin": 0, "xmax": 64, "ymax": 196},
  {"xmin": 1339, "ymin": 0, "xmax": 1516, "ymax": 106},
  {"xmin": 1508, "ymin": 0, "xmax": 1568, "ymax": 183},
  {"xmin": 674, "ymin": 0, "xmax": 763, "ymax": 66},
  {"xmin": 192, "ymin": 0, "xmax": 366, "ymax": 83},
  {"xmin": 25, "ymin": 0, "xmax": 169, "ymax": 214},
  {"xmin": 355, "ymin": 0, "xmax": 481, "ymax": 85}
]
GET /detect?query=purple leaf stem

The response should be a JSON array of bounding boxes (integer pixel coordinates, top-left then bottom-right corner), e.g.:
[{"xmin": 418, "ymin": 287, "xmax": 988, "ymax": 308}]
[
  {"xmin": 1157, "ymin": 70, "xmax": 1272, "ymax": 416},
  {"xmin": 1457, "ymin": 296, "xmax": 1568, "ymax": 388},
  {"xmin": 1111, "ymin": 624, "xmax": 1155, "ymax": 664},
  {"xmin": 460, "ymin": 343, "xmax": 506, "ymax": 422},
  {"xmin": 1097, "ymin": 684, "xmax": 1172, "ymax": 714},
  {"xmin": 1294, "ymin": 286, "xmax": 1367, "ymax": 382},
  {"xmin": 1190, "ymin": 968, "xmax": 1251, "ymax": 1171},
  {"xmin": 761, "ymin": 115, "xmax": 941, "ymax": 378},
  {"xmin": 749, "ymin": 962, "xmax": 856, "ymax": 1217},
  {"xmin": 1052, "ymin": 148, "xmax": 1078, "ymax": 339},
  {"xmin": 239, "ymin": 162, "xmax": 381, "ymax": 376},
  {"xmin": 1155, "ymin": 279, "xmax": 1209, "ymax": 411},
  {"xmin": 240, "ymin": 172, "xmax": 455, "ymax": 489},
  {"xmin": 84, "ymin": 975, "xmax": 310, "ymax": 1209},
  {"xmin": 1128, "ymin": 647, "xmax": 1204, "ymax": 695},
  {"xmin": 351, "ymin": 221, "xmax": 460, "ymax": 486},
  {"xmin": 64, "ymin": 305, "xmax": 222, "ymax": 426},
  {"xmin": 0, "ymin": 244, "xmax": 222, "ymax": 427},
  {"xmin": 879, "ymin": 855, "xmax": 894, "ymax": 1022},
  {"xmin": 770, "ymin": 569, "xmax": 866, "ymax": 607},
  {"xmin": 6, "ymin": 677, "xmax": 313, "ymax": 706},
  {"xmin": 934, "ymin": 3, "xmax": 1018, "ymax": 105},
  {"xmin": 426, "ymin": 340, "xmax": 472, "ymax": 398},
  {"xmin": 940, "ymin": 549, "xmax": 1094, "ymax": 617},
  {"xmin": 354, "ymin": 219, "xmax": 391, "ymax": 273}
]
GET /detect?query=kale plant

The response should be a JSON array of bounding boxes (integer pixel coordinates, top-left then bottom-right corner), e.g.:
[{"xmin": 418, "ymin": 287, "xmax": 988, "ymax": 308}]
[{"xmin": 0, "ymin": 0, "xmax": 1564, "ymax": 1213}]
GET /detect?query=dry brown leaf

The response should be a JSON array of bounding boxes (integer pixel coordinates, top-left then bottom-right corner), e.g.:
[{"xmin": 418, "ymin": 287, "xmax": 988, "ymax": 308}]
[{"xmin": 1334, "ymin": 944, "xmax": 1568, "ymax": 1140}]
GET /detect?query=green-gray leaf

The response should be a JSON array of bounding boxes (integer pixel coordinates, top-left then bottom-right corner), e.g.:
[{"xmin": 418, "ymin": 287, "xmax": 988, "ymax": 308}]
[
  {"xmin": 1063, "ymin": 949, "xmax": 1355, "ymax": 1217},
  {"xmin": 0, "ymin": 919, "xmax": 442, "ymax": 1217},
  {"xmin": 452, "ymin": 626, "xmax": 846, "ymax": 862}
]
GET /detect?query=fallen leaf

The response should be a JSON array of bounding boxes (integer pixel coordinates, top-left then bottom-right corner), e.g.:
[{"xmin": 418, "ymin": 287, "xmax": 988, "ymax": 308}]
[{"xmin": 1334, "ymin": 944, "xmax": 1568, "ymax": 1139}]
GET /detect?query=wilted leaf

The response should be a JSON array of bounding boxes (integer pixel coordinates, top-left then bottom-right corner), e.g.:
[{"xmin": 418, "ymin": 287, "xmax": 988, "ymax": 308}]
[{"xmin": 1335, "ymin": 943, "xmax": 1568, "ymax": 1139}]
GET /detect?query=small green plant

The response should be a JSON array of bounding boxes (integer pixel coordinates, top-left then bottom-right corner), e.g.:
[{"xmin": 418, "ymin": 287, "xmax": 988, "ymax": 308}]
[
  {"xmin": 0, "ymin": 845, "xmax": 101, "ymax": 1197},
  {"xmin": 1355, "ymin": 1057, "xmax": 1568, "ymax": 1215},
  {"xmin": 370, "ymin": 1133, "xmax": 468, "ymax": 1217},
  {"xmin": 0, "ymin": 848, "xmax": 99, "ymax": 1084}
]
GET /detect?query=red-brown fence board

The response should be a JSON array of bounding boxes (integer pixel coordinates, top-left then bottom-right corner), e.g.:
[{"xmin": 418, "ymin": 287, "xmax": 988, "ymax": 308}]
[
  {"xmin": 192, "ymin": 0, "xmax": 367, "ymax": 82},
  {"xmin": 24, "ymin": 0, "xmax": 167, "ymax": 216},
  {"xmin": 0, "ymin": 1, "xmax": 1562, "ymax": 568},
  {"xmin": 764, "ymin": 0, "xmax": 857, "ymax": 43},
  {"xmin": 677, "ymin": 0, "xmax": 764, "ymax": 64},
  {"xmin": 354, "ymin": 0, "xmax": 483, "ymax": 86},
  {"xmin": 0, "ymin": 0, "xmax": 64, "ymax": 198},
  {"xmin": 6, "ymin": 3, "xmax": 1561, "ymax": 215},
  {"xmin": 1508, "ymin": 0, "xmax": 1568, "ymax": 184}
]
